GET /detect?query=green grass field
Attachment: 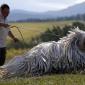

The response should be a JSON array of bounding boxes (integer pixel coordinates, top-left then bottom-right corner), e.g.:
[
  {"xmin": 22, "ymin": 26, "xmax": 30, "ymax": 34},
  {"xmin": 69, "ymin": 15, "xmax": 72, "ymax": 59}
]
[
  {"xmin": 0, "ymin": 74, "xmax": 85, "ymax": 85},
  {"xmin": 1, "ymin": 21, "xmax": 85, "ymax": 85}
]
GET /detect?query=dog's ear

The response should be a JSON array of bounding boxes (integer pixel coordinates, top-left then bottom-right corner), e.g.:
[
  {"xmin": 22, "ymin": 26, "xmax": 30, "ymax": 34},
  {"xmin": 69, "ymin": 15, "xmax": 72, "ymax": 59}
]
[
  {"xmin": 72, "ymin": 27, "xmax": 82, "ymax": 35},
  {"xmin": 71, "ymin": 27, "xmax": 79, "ymax": 32},
  {"xmin": 68, "ymin": 27, "xmax": 80, "ymax": 35}
]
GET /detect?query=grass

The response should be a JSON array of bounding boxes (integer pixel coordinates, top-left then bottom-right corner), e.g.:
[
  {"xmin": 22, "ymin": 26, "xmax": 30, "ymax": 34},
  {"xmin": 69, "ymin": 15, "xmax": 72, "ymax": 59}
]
[
  {"xmin": 9, "ymin": 21, "xmax": 76, "ymax": 40},
  {"xmin": 0, "ymin": 74, "xmax": 85, "ymax": 85}
]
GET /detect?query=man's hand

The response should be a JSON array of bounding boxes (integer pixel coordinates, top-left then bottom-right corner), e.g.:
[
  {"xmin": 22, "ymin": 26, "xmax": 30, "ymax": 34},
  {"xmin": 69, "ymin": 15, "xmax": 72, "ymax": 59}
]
[
  {"xmin": 0, "ymin": 23, "xmax": 10, "ymax": 28},
  {"xmin": 13, "ymin": 37, "xmax": 20, "ymax": 43},
  {"xmin": 4, "ymin": 24, "xmax": 10, "ymax": 28},
  {"xmin": 8, "ymin": 31, "xmax": 20, "ymax": 43}
]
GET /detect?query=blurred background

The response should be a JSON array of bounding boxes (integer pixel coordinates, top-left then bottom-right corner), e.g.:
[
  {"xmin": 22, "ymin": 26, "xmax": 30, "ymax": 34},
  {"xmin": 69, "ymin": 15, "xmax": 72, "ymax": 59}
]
[{"xmin": 0, "ymin": 0, "xmax": 85, "ymax": 59}]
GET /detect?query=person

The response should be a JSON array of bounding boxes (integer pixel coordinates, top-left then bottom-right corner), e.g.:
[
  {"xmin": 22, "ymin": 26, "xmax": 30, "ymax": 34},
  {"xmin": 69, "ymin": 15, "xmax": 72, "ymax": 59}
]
[{"xmin": 0, "ymin": 4, "xmax": 19, "ymax": 66}]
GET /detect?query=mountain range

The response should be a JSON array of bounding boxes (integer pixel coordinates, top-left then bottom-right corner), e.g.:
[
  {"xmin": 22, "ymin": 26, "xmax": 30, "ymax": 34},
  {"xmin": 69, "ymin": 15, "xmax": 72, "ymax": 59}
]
[{"xmin": 8, "ymin": 2, "xmax": 85, "ymax": 21}]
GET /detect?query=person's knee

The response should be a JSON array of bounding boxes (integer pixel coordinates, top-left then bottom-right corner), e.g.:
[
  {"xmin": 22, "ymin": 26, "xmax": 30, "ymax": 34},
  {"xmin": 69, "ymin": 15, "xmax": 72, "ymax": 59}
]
[
  {"xmin": 0, "ymin": 48, "xmax": 6, "ymax": 66},
  {"xmin": 0, "ymin": 62, "xmax": 5, "ymax": 66}
]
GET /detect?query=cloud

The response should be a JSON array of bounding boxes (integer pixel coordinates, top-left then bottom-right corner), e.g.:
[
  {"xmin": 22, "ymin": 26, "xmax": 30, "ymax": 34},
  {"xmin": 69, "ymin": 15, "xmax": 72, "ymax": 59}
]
[
  {"xmin": 36, "ymin": 0, "xmax": 74, "ymax": 3},
  {"xmin": 75, "ymin": 0, "xmax": 85, "ymax": 3},
  {"xmin": 31, "ymin": 2, "xmax": 67, "ymax": 12}
]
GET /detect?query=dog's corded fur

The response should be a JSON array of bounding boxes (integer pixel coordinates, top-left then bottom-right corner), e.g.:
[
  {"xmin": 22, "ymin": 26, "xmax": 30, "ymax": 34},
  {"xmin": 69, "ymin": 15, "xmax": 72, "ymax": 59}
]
[{"xmin": 1, "ymin": 28, "xmax": 85, "ymax": 78}]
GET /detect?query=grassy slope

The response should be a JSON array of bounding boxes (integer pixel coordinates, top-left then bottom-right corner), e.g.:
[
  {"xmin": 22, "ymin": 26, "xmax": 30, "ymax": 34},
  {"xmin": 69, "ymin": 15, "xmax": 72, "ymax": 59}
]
[
  {"xmin": 0, "ymin": 74, "xmax": 85, "ymax": 85},
  {"xmin": 1, "ymin": 21, "xmax": 85, "ymax": 85}
]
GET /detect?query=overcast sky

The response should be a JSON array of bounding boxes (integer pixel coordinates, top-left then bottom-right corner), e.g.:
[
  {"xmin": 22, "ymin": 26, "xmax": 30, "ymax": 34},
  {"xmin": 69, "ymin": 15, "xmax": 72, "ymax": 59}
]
[{"xmin": 0, "ymin": 0, "xmax": 85, "ymax": 12}]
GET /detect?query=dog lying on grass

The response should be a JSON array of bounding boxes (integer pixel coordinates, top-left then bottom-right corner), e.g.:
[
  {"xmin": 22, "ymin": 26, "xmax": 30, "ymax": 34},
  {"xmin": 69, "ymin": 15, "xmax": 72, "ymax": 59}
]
[{"xmin": 0, "ymin": 28, "xmax": 85, "ymax": 78}]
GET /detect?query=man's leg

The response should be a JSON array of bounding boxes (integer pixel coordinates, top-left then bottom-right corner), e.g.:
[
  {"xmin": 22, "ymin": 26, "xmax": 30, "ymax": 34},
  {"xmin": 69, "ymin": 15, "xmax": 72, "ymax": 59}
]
[{"xmin": 0, "ymin": 48, "xmax": 6, "ymax": 66}]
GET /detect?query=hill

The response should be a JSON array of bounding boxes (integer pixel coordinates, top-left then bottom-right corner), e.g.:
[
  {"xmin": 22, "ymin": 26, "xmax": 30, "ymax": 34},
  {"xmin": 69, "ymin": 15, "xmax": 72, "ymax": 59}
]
[{"xmin": 8, "ymin": 2, "xmax": 85, "ymax": 21}]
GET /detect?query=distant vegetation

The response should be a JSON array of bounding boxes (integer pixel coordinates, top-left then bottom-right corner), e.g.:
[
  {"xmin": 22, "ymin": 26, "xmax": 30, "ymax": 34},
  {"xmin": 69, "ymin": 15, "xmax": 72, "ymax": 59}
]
[
  {"xmin": 57, "ymin": 14, "xmax": 85, "ymax": 21},
  {"xmin": 15, "ymin": 14, "xmax": 85, "ymax": 22},
  {"xmin": 28, "ymin": 21, "xmax": 85, "ymax": 47}
]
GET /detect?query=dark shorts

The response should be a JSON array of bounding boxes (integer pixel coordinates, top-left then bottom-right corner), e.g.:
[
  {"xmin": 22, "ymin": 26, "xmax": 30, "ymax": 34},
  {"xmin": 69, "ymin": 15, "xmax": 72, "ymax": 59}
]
[{"xmin": 0, "ymin": 47, "xmax": 6, "ymax": 66}]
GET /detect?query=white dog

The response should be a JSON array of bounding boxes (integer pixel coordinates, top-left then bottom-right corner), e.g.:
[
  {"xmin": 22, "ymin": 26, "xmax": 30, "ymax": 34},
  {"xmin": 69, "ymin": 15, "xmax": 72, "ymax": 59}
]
[{"xmin": 0, "ymin": 28, "xmax": 85, "ymax": 78}]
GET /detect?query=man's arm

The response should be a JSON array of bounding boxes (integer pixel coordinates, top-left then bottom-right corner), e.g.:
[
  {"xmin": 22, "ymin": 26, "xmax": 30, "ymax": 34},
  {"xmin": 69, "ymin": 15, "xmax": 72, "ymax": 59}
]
[
  {"xmin": 0, "ymin": 23, "xmax": 10, "ymax": 28},
  {"xmin": 8, "ymin": 31, "xmax": 19, "ymax": 42}
]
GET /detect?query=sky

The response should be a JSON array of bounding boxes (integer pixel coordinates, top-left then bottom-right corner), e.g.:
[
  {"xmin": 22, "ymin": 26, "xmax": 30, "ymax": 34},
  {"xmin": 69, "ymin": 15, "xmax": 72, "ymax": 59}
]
[{"xmin": 0, "ymin": 0, "xmax": 85, "ymax": 12}]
